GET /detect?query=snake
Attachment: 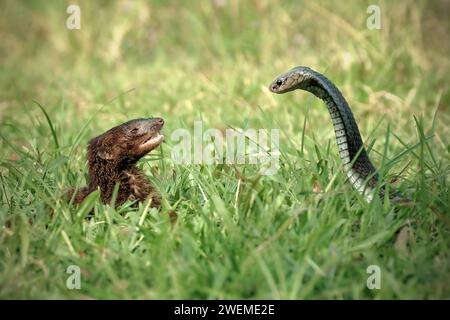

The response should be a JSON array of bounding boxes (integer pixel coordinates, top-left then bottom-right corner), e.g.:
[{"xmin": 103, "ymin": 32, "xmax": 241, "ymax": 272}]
[{"xmin": 269, "ymin": 66, "xmax": 405, "ymax": 203}]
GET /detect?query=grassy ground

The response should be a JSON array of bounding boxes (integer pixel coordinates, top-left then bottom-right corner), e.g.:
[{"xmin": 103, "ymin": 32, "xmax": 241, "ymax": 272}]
[{"xmin": 0, "ymin": 0, "xmax": 449, "ymax": 299}]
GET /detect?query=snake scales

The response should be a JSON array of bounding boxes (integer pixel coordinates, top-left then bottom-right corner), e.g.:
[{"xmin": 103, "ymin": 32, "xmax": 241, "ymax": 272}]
[{"xmin": 269, "ymin": 66, "xmax": 406, "ymax": 203}]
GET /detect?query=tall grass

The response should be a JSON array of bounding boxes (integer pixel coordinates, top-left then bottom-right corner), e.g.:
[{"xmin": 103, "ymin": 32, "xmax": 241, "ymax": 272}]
[{"xmin": 0, "ymin": 0, "xmax": 449, "ymax": 299}]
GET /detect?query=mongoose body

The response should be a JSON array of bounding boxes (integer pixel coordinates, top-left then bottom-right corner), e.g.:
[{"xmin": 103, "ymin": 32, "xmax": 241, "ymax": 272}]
[{"xmin": 69, "ymin": 117, "xmax": 165, "ymax": 208}]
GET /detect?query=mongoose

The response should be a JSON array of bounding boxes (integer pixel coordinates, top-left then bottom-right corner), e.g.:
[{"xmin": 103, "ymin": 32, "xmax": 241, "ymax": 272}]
[{"xmin": 69, "ymin": 117, "xmax": 165, "ymax": 208}]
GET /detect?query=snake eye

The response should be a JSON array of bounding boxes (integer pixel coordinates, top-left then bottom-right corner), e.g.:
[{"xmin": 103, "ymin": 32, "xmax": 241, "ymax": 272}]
[{"xmin": 276, "ymin": 79, "xmax": 283, "ymax": 86}]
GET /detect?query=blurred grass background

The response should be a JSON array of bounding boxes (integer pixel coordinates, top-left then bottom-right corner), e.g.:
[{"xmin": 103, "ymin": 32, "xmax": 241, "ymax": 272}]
[{"xmin": 0, "ymin": 0, "xmax": 449, "ymax": 299}]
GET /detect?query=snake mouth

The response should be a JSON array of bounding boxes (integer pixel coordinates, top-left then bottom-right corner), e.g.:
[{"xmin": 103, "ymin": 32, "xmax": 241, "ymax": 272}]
[
  {"xmin": 269, "ymin": 83, "xmax": 279, "ymax": 93},
  {"xmin": 269, "ymin": 77, "xmax": 293, "ymax": 94}
]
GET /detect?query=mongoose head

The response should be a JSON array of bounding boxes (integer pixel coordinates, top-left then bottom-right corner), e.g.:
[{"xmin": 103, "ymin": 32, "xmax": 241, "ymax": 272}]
[
  {"xmin": 269, "ymin": 66, "xmax": 315, "ymax": 94},
  {"xmin": 88, "ymin": 118, "xmax": 165, "ymax": 163}
]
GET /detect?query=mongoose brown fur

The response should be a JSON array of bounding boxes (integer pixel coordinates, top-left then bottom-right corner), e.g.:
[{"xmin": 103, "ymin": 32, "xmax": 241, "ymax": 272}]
[{"xmin": 68, "ymin": 117, "xmax": 165, "ymax": 208}]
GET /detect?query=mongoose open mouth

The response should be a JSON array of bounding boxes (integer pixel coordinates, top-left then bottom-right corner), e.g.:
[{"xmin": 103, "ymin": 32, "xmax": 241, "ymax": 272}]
[{"xmin": 140, "ymin": 132, "xmax": 164, "ymax": 150}]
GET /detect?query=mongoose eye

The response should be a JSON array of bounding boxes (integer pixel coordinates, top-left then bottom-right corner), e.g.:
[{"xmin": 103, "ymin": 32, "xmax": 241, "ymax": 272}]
[
  {"xmin": 276, "ymin": 79, "xmax": 283, "ymax": 86},
  {"xmin": 131, "ymin": 128, "xmax": 138, "ymax": 134}
]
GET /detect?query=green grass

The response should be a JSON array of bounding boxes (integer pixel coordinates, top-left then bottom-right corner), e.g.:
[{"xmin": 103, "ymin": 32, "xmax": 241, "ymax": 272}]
[{"xmin": 0, "ymin": 0, "xmax": 449, "ymax": 299}]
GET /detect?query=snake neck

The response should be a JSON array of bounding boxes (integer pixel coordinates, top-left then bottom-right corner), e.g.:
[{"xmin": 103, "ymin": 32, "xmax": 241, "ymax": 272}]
[{"xmin": 297, "ymin": 71, "xmax": 380, "ymax": 201}]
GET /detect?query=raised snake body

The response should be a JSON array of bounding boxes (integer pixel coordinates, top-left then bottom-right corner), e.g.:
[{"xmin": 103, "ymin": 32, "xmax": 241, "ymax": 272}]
[{"xmin": 269, "ymin": 66, "xmax": 403, "ymax": 202}]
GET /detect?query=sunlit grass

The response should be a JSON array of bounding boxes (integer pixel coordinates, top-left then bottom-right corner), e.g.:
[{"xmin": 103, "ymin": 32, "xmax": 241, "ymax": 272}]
[{"xmin": 0, "ymin": 0, "xmax": 449, "ymax": 299}]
